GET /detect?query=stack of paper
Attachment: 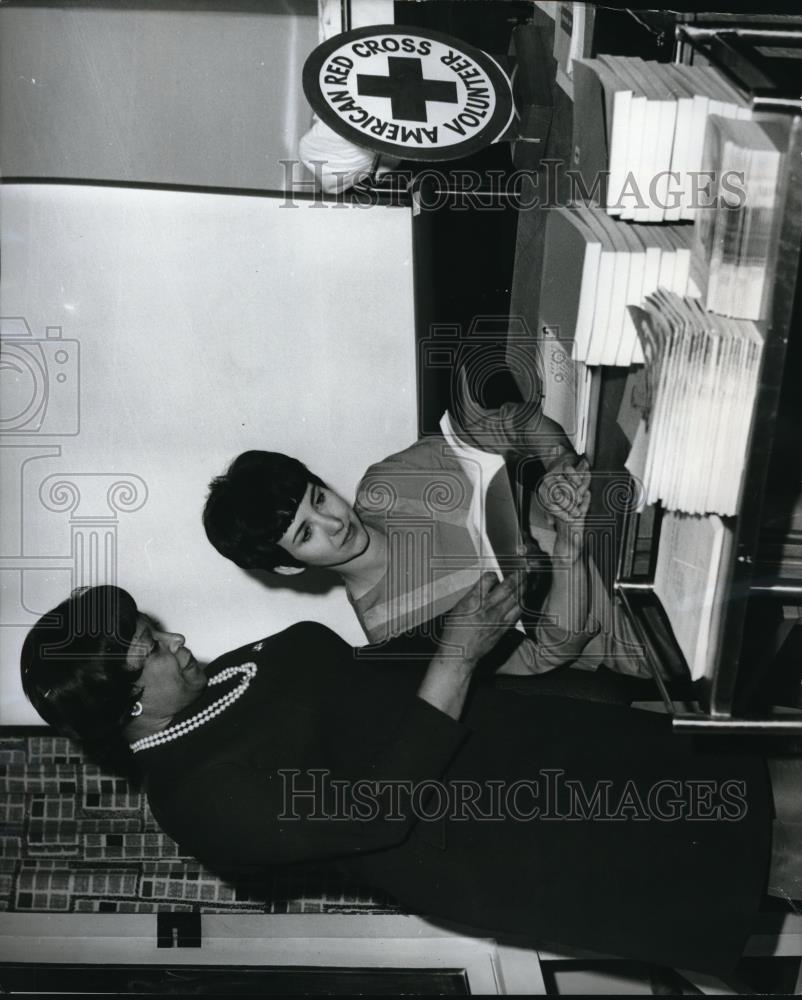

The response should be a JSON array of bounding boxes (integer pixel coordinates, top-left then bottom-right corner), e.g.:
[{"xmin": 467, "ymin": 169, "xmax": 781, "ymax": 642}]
[
  {"xmin": 537, "ymin": 323, "xmax": 593, "ymax": 455},
  {"xmin": 691, "ymin": 116, "xmax": 786, "ymax": 321},
  {"xmin": 654, "ymin": 510, "xmax": 732, "ymax": 681},
  {"xmin": 625, "ymin": 290, "xmax": 764, "ymax": 516},
  {"xmin": 573, "ymin": 57, "xmax": 751, "ymax": 221},
  {"xmin": 539, "ymin": 206, "xmax": 697, "ymax": 368},
  {"xmin": 439, "ymin": 410, "xmax": 526, "ymax": 634},
  {"xmin": 551, "ymin": 2, "xmax": 593, "ymax": 99}
]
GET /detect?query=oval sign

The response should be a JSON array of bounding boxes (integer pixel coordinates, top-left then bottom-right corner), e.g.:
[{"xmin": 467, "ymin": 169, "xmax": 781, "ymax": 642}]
[{"xmin": 302, "ymin": 24, "xmax": 515, "ymax": 162}]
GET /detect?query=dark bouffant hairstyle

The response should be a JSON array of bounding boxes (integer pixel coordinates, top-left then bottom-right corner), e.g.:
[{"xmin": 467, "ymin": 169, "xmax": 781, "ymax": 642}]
[
  {"xmin": 203, "ymin": 450, "xmax": 324, "ymax": 572},
  {"xmin": 20, "ymin": 586, "xmax": 142, "ymax": 754}
]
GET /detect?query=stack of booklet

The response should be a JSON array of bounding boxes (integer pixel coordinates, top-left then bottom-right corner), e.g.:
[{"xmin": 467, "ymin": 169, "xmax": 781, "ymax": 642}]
[
  {"xmin": 654, "ymin": 510, "xmax": 732, "ymax": 681},
  {"xmin": 691, "ymin": 115, "xmax": 786, "ymax": 321},
  {"xmin": 539, "ymin": 205, "xmax": 696, "ymax": 368},
  {"xmin": 439, "ymin": 410, "xmax": 528, "ymax": 637},
  {"xmin": 536, "ymin": 322, "xmax": 593, "ymax": 455},
  {"xmin": 573, "ymin": 56, "xmax": 751, "ymax": 222},
  {"xmin": 624, "ymin": 290, "xmax": 764, "ymax": 517}
]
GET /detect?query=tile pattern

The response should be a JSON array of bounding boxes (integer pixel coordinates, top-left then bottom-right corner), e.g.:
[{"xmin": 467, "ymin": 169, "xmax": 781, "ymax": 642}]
[{"xmin": 0, "ymin": 737, "xmax": 399, "ymax": 915}]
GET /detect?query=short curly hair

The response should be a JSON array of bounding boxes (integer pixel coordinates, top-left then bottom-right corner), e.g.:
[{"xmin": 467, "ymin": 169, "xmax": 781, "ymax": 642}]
[
  {"xmin": 203, "ymin": 450, "xmax": 324, "ymax": 572},
  {"xmin": 20, "ymin": 586, "xmax": 142, "ymax": 754}
]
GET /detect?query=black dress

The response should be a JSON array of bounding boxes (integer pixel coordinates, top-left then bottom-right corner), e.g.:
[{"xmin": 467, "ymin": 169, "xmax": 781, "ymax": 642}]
[{"xmin": 139, "ymin": 622, "xmax": 772, "ymax": 974}]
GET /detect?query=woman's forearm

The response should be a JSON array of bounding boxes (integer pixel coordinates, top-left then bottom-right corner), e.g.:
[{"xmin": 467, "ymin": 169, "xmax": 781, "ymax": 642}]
[
  {"xmin": 545, "ymin": 540, "xmax": 589, "ymax": 636},
  {"xmin": 520, "ymin": 411, "xmax": 577, "ymax": 468},
  {"xmin": 416, "ymin": 653, "xmax": 475, "ymax": 721},
  {"xmin": 414, "ymin": 574, "xmax": 522, "ymax": 717},
  {"xmin": 450, "ymin": 381, "xmax": 577, "ymax": 467}
]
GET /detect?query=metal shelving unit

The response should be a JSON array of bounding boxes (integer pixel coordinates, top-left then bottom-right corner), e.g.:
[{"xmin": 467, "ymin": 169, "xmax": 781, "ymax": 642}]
[{"xmin": 610, "ymin": 23, "xmax": 802, "ymax": 734}]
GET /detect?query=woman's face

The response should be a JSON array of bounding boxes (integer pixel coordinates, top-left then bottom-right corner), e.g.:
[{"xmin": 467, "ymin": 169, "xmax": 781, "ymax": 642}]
[
  {"xmin": 126, "ymin": 614, "xmax": 207, "ymax": 720},
  {"xmin": 277, "ymin": 481, "xmax": 370, "ymax": 569}
]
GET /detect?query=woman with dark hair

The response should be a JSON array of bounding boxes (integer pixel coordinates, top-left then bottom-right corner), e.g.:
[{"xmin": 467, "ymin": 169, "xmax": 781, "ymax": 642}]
[
  {"xmin": 20, "ymin": 582, "xmax": 801, "ymax": 974},
  {"xmin": 20, "ymin": 586, "xmax": 142, "ymax": 752},
  {"xmin": 202, "ymin": 447, "xmax": 603, "ymax": 681},
  {"xmin": 202, "ymin": 451, "xmax": 326, "ymax": 574}
]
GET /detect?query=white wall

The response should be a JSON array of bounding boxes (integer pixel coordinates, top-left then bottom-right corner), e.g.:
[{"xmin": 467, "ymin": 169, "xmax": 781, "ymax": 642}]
[
  {"xmin": 0, "ymin": 184, "xmax": 418, "ymax": 724},
  {"xmin": 0, "ymin": 4, "xmax": 317, "ymax": 190}
]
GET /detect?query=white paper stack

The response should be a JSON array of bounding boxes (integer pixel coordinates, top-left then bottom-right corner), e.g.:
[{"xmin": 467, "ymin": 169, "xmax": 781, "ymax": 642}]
[
  {"xmin": 539, "ymin": 206, "xmax": 698, "ymax": 368},
  {"xmin": 653, "ymin": 510, "xmax": 732, "ymax": 681},
  {"xmin": 691, "ymin": 116, "xmax": 786, "ymax": 321},
  {"xmin": 538, "ymin": 323, "xmax": 593, "ymax": 455},
  {"xmin": 625, "ymin": 290, "xmax": 764, "ymax": 516},
  {"xmin": 439, "ymin": 410, "xmax": 526, "ymax": 635},
  {"xmin": 552, "ymin": 1, "xmax": 591, "ymax": 99},
  {"xmin": 573, "ymin": 57, "xmax": 751, "ymax": 222}
]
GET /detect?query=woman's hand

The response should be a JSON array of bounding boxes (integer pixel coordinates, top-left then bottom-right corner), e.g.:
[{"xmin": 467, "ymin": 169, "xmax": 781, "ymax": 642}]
[
  {"xmin": 439, "ymin": 572, "xmax": 523, "ymax": 666},
  {"xmin": 539, "ymin": 454, "xmax": 591, "ymax": 520},
  {"xmin": 538, "ymin": 456, "xmax": 591, "ymax": 562},
  {"xmin": 417, "ymin": 573, "xmax": 522, "ymax": 721}
]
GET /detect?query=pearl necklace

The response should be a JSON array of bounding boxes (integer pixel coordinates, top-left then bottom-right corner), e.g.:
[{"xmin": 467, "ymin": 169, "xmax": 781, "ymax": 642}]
[{"xmin": 129, "ymin": 663, "xmax": 257, "ymax": 754}]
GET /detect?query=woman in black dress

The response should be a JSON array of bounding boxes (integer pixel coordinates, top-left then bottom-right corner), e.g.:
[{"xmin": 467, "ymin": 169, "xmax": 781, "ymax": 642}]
[{"xmin": 21, "ymin": 581, "xmax": 800, "ymax": 974}]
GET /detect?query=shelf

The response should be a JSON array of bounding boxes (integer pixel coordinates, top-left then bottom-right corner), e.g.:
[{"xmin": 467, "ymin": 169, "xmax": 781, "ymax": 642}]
[
  {"xmin": 509, "ymin": 11, "xmax": 802, "ymax": 735},
  {"xmin": 712, "ymin": 113, "xmax": 802, "ymax": 718},
  {"xmin": 675, "ymin": 24, "xmax": 802, "ymax": 112}
]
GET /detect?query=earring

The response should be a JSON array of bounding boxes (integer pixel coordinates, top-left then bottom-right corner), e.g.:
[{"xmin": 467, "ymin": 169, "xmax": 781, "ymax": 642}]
[{"xmin": 130, "ymin": 701, "xmax": 143, "ymax": 718}]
